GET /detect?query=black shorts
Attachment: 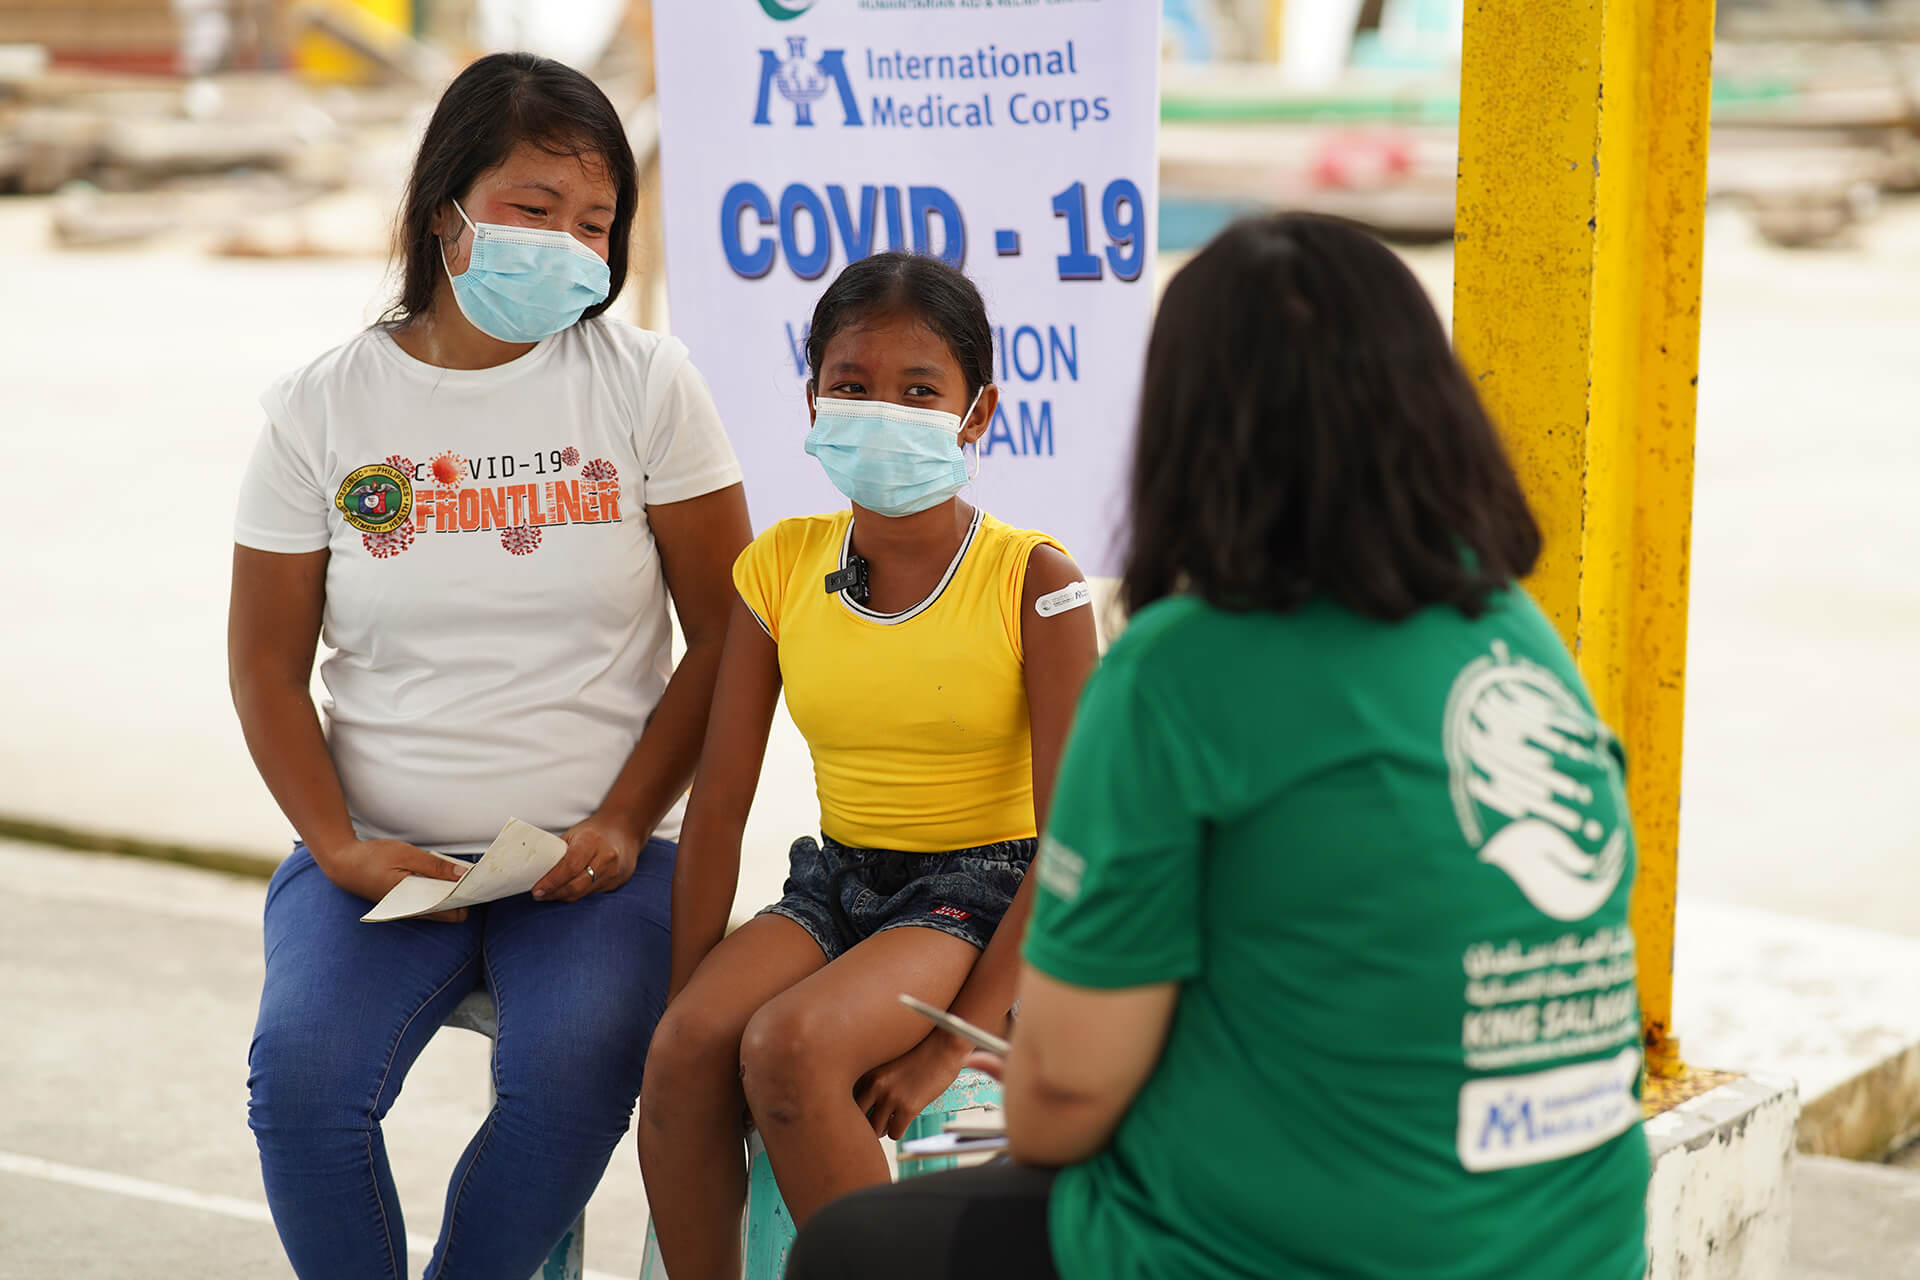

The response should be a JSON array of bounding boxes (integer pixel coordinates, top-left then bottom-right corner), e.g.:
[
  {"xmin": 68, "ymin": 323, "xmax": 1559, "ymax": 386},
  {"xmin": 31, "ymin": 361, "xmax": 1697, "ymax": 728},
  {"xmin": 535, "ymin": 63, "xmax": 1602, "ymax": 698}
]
[{"xmin": 757, "ymin": 834, "xmax": 1033, "ymax": 962}]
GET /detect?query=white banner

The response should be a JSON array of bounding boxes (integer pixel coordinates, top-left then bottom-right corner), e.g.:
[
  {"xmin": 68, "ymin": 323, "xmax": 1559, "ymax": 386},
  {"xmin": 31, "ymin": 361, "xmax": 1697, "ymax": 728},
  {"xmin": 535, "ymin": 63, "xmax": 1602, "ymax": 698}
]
[{"xmin": 653, "ymin": 0, "xmax": 1160, "ymax": 575}]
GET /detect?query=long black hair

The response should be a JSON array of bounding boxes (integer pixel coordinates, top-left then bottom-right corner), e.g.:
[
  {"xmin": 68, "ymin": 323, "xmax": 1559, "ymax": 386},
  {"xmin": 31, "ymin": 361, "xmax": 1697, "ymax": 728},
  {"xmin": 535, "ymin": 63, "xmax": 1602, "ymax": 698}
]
[
  {"xmin": 804, "ymin": 252, "xmax": 994, "ymax": 397},
  {"xmin": 384, "ymin": 53, "xmax": 638, "ymax": 326},
  {"xmin": 1120, "ymin": 213, "xmax": 1541, "ymax": 621}
]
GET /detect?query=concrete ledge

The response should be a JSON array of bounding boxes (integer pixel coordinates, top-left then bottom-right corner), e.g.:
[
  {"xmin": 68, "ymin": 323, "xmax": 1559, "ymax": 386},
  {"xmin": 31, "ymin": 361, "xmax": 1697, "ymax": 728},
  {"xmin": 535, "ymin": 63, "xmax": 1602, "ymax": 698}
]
[
  {"xmin": 1797, "ymin": 1043, "xmax": 1920, "ymax": 1161},
  {"xmin": 1674, "ymin": 902, "xmax": 1920, "ymax": 1160},
  {"xmin": 1645, "ymin": 1071, "xmax": 1799, "ymax": 1280}
]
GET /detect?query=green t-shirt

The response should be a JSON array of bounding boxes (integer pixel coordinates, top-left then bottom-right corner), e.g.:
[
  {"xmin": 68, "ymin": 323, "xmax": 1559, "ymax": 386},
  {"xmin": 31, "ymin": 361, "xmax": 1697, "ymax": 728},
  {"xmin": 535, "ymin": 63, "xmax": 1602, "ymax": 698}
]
[{"xmin": 1024, "ymin": 590, "xmax": 1649, "ymax": 1280}]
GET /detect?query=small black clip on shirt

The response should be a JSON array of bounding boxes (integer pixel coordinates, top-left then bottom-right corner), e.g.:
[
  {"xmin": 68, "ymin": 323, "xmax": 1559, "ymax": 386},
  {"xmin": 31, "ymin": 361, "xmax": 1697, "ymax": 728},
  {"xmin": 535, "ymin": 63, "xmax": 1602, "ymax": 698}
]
[{"xmin": 825, "ymin": 554, "xmax": 870, "ymax": 605}]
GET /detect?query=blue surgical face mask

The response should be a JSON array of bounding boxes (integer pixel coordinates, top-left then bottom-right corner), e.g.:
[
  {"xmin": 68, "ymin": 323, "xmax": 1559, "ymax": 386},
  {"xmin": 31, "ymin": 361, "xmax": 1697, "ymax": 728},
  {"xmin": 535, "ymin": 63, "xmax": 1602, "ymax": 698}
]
[
  {"xmin": 804, "ymin": 390, "xmax": 986, "ymax": 518},
  {"xmin": 441, "ymin": 199, "xmax": 611, "ymax": 343}
]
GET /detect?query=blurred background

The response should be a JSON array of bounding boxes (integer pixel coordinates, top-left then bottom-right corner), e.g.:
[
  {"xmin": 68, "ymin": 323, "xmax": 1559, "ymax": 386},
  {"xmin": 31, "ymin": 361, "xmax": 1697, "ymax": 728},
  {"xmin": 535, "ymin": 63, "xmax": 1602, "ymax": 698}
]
[{"xmin": 2, "ymin": 1, "xmax": 1918, "ymax": 1276}]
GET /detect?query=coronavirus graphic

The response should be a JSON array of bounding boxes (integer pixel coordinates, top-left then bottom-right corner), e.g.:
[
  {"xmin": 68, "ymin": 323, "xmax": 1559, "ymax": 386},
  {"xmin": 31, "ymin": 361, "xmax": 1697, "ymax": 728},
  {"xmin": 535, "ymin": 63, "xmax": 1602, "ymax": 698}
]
[
  {"xmin": 431, "ymin": 452, "xmax": 466, "ymax": 485},
  {"xmin": 502, "ymin": 526, "xmax": 542, "ymax": 555},
  {"xmin": 386, "ymin": 454, "xmax": 413, "ymax": 474},
  {"xmin": 581, "ymin": 458, "xmax": 617, "ymax": 484},
  {"xmin": 364, "ymin": 525, "xmax": 415, "ymax": 558},
  {"xmin": 561, "ymin": 446, "xmax": 580, "ymax": 468}
]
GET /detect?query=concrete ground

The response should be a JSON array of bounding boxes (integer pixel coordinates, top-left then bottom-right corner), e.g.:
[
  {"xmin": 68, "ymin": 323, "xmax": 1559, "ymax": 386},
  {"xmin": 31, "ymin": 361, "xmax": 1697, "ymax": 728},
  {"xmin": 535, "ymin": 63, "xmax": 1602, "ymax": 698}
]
[
  {"xmin": 4, "ymin": 186, "xmax": 1920, "ymax": 1274},
  {"xmin": 8, "ymin": 839, "xmax": 1920, "ymax": 1278},
  {"xmin": 0, "ymin": 838, "xmax": 643, "ymax": 1280},
  {"xmin": 1790, "ymin": 1157, "xmax": 1920, "ymax": 1280}
]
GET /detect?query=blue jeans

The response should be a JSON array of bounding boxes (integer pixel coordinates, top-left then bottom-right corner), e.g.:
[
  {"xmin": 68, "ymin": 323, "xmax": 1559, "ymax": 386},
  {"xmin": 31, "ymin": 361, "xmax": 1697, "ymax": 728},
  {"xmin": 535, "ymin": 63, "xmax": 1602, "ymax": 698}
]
[{"xmin": 247, "ymin": 840, "xmax": 674, "ymax": 1279}]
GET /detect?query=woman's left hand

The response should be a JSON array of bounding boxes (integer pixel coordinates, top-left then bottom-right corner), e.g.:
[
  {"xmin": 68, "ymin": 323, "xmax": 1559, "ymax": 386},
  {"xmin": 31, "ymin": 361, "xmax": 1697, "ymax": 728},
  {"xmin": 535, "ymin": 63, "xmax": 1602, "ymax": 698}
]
[
  {"xmin": 533, "ymin": 812, "xmax": 641, "ymax": 902},
  {"xmin": 855, "ymin": 1029, "xmax": 974, "ymax": 1140}
]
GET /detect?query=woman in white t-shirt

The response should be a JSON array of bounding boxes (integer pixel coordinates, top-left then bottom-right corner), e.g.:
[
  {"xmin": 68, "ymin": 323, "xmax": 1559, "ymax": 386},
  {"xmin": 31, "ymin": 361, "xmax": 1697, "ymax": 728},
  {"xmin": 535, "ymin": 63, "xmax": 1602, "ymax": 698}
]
[{"xmin": 229, "ymin": 54, "xmax": 750, "ymax": 1279}]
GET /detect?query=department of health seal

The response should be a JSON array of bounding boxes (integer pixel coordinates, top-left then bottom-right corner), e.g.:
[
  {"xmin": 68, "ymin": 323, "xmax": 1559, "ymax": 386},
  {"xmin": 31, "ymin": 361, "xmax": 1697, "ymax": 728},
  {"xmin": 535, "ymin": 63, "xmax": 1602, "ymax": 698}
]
[{"xmin": 335, "ymin": 463, "xmax": 413, "ymax": 535}]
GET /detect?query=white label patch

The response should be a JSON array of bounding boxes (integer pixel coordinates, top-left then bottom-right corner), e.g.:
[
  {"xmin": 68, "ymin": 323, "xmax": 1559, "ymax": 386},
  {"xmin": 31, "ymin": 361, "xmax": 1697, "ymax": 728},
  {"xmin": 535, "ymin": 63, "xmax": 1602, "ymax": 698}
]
[
  {"xmin": 1036, "ymin": 835, "xmax": 1086, "ymax": 902},
  {"xmin": 1035, "ymin": 581, "xmax": 1093, "ymax": 618},
  {"xmin": 1456, "ymin": 1046, "xmax": 1641, "ymax": 1172}
]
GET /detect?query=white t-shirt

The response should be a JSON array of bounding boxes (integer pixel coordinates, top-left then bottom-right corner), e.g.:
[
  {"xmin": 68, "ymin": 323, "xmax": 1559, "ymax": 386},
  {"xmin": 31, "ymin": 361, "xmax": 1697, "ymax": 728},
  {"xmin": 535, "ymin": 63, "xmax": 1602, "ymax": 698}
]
[{"xmin": 234, "ymin": 318, "xmax": 742, "ymax": 852}]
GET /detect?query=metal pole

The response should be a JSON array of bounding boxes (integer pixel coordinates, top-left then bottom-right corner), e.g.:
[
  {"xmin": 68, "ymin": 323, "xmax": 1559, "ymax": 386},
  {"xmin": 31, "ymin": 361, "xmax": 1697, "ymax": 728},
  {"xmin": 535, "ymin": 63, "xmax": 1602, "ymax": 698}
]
[{"xmin": 1452, "ymin": 0, "xmax": 1716, "ymax": 1080}]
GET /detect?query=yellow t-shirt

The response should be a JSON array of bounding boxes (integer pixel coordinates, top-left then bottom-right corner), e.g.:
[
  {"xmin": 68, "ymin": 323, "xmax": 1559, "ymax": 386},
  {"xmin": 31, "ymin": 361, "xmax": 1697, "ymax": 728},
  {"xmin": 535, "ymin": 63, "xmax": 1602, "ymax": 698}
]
[{"xmin": 733, "ymin": 508, "xmax": 1064, "ymax": 853}]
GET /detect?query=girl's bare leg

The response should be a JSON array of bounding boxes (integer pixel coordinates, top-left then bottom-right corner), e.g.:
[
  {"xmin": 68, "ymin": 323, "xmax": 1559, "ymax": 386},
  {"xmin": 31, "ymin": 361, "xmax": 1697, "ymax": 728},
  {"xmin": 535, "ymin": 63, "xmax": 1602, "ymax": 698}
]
[
  {"xmin": 740, "ymin": 926, "xmax": 979, "ymax": 1225},
  {"xmin": 638, "ymin": 915, "xmax": 827, "ymax": 1280}
]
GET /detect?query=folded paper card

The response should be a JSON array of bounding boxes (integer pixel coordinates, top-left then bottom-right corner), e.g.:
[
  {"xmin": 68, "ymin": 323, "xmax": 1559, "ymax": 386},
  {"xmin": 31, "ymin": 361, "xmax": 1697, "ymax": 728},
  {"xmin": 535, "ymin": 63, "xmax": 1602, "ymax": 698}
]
[
  {"xmin": 360, "ymin": 818, "xmax": 568, "ymax": 923},
  {"xmin": 897, "ymin": 1131, "xmax": 1008, "ymax": 1162}
]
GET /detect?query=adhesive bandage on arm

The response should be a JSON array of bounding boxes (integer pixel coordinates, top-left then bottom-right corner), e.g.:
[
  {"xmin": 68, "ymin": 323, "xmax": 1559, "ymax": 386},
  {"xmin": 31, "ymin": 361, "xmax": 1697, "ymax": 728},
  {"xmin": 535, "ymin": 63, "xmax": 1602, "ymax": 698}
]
[{"xmin": 1035, "ymin": 581, "xmax": 1093, "ymax": 618}]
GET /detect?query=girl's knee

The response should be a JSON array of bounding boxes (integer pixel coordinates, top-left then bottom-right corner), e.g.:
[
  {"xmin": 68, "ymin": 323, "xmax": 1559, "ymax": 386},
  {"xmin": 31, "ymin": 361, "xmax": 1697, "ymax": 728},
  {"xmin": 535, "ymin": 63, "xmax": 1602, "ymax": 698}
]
[
  {"xmin": 738, "ymin": 997, "xmax": 837, "ymax": 1124},
  {"xmin": 637, "ymin": 999, "xmax": 748, "ymax": 1126}
]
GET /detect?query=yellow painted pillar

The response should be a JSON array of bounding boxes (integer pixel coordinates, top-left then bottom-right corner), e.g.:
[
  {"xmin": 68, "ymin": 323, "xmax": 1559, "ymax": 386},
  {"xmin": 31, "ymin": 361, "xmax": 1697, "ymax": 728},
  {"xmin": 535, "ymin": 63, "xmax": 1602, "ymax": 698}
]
[
  {"xmin": 294, "ymin": 0, "xmax": 414, "ymax": 84},
  {"xmin": 1264, "ymin": 0, "xmax": 1288, "ymax": 64},
  {"xmin": 1452, "ymin": 0, "xmax": 1715, "ymax": 1080}
]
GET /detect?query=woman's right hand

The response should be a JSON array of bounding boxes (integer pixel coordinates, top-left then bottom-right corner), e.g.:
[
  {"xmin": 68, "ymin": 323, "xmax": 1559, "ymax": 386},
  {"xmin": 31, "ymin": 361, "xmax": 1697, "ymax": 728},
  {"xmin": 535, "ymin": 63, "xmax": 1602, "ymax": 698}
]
[{"xmin": 313, "ymin": 838, "xmax": 471, "ymax": 922}]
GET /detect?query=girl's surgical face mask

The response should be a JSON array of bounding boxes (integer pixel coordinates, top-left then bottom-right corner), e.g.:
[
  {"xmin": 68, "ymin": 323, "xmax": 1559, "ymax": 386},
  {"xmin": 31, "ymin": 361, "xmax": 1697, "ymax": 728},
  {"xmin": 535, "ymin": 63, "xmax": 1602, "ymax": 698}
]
[
  {"xmin": 804, "ymin": 388, "xmax": 986, "ymax": 518},
  {"xmin": 441, "ymin": 198, "xmax": 611, "ymax": 343}
]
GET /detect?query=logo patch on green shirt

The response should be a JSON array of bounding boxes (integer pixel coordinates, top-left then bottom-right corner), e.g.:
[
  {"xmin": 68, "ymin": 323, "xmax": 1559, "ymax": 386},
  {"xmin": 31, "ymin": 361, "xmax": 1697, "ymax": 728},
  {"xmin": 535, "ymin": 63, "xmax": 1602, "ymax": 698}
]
[
  {"xmin": 1036, "ymin": 834, "xmax": 1086, "ymax": 902},
  {"xmin": 1443, "ymin": 640, "xmax": 1628, "ymax": 922}
]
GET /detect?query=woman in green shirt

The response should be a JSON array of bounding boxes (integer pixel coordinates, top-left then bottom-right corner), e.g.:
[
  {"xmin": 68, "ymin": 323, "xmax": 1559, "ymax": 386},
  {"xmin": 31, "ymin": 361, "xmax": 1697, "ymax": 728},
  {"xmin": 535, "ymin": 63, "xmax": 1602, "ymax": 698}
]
[{"xmin": 787, "ymin": 212, "xmax": 1650, "ymax": 1280}]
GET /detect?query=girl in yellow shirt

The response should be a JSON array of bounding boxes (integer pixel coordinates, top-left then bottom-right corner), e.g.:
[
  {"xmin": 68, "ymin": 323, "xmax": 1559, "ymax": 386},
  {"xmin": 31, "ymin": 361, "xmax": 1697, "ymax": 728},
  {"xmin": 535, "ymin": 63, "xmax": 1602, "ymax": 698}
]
[{"xmin": 638, "ymin": 253, "xmax": 1099, "ymax": 1277}]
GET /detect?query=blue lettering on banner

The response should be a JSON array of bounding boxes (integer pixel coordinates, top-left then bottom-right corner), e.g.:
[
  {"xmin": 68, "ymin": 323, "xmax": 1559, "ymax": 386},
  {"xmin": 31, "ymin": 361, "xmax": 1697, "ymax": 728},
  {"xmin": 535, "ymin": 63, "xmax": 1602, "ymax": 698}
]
[
  {"xmin": 1007, "ymin": 94, "xmax": 1111, "ymax": 132},
  {"xmin": 1020, "ymin": 401, "xmax": 1055, "ymax": 456},
  {"xmin": 746, "ymin": 39, "xmax": 1111, "ymax": 136},
  {"xmin": 752, "ymin": 39, "xmax": 1114, "ymax": 137},
  {"xmin": 981, "ymin": 401, "xmax": 1055, "ymax": 457},
  {"xmin": 870, "ymin": 94, "xmax": 994, "ymax": 129},
  {"xmin": 909, "ymin": 186, "xmax": 965, "ymax": 267},
  {"xmin": 649, "ymin": 3, "xmax": 1162, "ymax": 577},
  {"xmin": 829, "ymin": 185, "xmax": 879, "ymax": 262},
  {"xmin": 1011, "ymin": 326, "xmax": 1045, "ymax": 381},
  {"xmin": 883, "ymin": 185, "xmax": 905, "ymax": 253},
  {"xmin": 721, "ymin": 182, "xmax": 776, "ymax": 278},
  {"xmin": 779, "ymin": 183, "xmax": 831, "ymax": 280},
  {"xmin": 784, "ymin": 322, "xmax": 810, "ymax": 379},
  {"xmin": 721, "ymin": 182, "xmax": 965, "ymax": 279},
  {"xmin": 754, "ymin": 37, "xmax": 863, "ymax": 127},
  {"xmin": 1050, "ymin": 326, "xmax": 1080, "ymax": 380},
  {"xmin": 864, "ymin": 43, "xmax": 1080, "ymax": 81},
  {"xmin": 983, "ymin": 408, "xmax": 1016, "ymax": 456},
  {"xmin": 993, "ymin": 325, "xmax": 1080, "ymax": 383}
]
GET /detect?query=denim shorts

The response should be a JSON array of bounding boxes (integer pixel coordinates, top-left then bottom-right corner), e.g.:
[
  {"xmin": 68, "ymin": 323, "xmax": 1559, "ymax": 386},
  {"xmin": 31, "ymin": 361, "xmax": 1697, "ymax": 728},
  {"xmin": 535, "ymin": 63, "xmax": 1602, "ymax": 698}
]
[{"xmin": 758, "ymin": 834, "xmax": 1034, "ymax": 962}]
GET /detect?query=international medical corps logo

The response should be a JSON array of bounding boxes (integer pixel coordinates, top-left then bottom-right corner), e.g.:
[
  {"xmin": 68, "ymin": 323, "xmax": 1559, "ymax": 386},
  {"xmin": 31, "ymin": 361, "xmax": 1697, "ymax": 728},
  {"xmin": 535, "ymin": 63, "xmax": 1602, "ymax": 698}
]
[
  {"xmin": 754, "ymin": 36, "xmax": 863, "ymax": 127},
  {"xmin": 1443, "ymin": 641, "xmax": 1630, "ymax": 922}
]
